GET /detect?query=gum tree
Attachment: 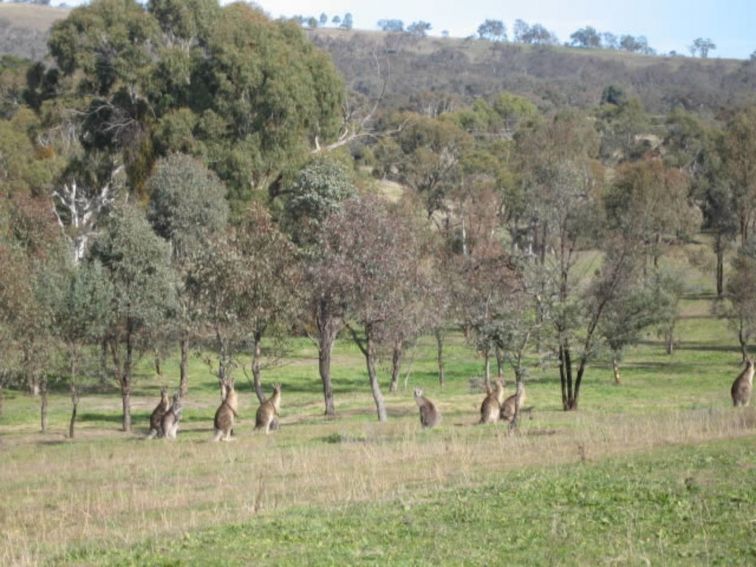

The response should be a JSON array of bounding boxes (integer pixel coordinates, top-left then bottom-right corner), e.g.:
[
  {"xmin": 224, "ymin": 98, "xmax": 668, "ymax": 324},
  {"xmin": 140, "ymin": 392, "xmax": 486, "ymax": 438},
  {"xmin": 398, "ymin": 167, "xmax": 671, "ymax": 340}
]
[{"xmin": 90, "ymin": 204, "xmax": 175, "ymax": 431}]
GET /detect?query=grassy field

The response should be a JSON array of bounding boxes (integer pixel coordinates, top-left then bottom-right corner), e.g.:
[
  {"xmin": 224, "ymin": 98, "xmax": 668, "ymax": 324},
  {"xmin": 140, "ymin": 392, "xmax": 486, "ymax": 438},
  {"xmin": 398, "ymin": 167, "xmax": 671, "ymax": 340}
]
[{"xmin": 1, "ymin": 267, "xmax": 756, "ymax": 565}]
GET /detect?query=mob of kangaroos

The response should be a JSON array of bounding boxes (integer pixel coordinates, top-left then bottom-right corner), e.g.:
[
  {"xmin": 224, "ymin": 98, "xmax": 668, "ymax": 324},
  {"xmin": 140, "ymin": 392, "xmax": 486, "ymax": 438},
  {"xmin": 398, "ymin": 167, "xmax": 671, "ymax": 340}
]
[
  {"xmin": 731, "ymin": 358, "xmax": 754, "ymax": 407},
  {"xmin": 135, "ymin": 352, "xmax": 750, "ymax": 440}
]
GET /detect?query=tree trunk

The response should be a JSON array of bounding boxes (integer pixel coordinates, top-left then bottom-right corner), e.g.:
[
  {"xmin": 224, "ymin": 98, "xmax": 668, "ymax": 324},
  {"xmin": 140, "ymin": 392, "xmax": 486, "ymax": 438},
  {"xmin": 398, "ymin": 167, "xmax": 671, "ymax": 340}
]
[
  {"xmin": 179, "ymin": 334, "xmax": 189, "ymax": 398},
  {"xmin": 122, "ymin": 325, "xmax": 134, "ymax": 432},
  {"xmin": 39, "ymin": 375, "xmax": 48, "ymax": 433},
  {"xmin": 738, "ymin": 325, "xmax": 748, "ymax": 362},
  {"xmin": 389, "ymin": 341, "xmax": 403, "ymax": 393},
  {"xmin": 435, "ymin": 329, "xmax": 445, "ymax": 387},
  {"xmin": 715, "ymin": 233, "xmax": 725, "ymax": 298},
  {"xmin": 612, "ymin": 357, "xmax": 621, "ymax": 385},
  {"xmin": 24, "ymin": 347, "xmax": 39, "ymax": 395},
  {"xmin": 319, "ymin": 338, "xmax": 335, "ymax": 417},
  {"xmin": 69, "ymin": 384, "xmax": 79, "ymax": 439},
  {"xmin": 365, "ymin": 328, "xmax": 387, "ymax": 422},
  {"xmin": 153, "ymin": 347, "xmax": 162, "ymax": 377},
  {"xmin": 316, "ymin": 300, "xmax": 339, "ymax": 417},
  {"xmin": 495, "ymin": 347, "xmax": 505, "ymax": 381},
  {"xmin": 665, "ymin": 323, "xmax": 676, "ymax": 355},
  {"xmin": 483, "ymin": 348, "xmax": 491, "ymax": 390},
  {"xmin": 99, "ymin": 338, "xmax": 109, "ymax": 385},
  {"xmin": 0, "ymin": 382, "xmax": 3, "ymax": 418},
  {"xmin": 251, "ymin": 332, "xmax": 265, "ymax": 404},
  {"xmin": 559, "ymin": 341, "xmax": 576, "ymax": 411}
]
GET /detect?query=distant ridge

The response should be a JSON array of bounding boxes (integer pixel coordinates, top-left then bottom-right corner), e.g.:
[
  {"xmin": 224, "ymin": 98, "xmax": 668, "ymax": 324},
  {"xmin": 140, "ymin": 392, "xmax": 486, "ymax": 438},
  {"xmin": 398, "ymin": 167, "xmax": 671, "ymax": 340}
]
[{"xmin": 1, "ymin": 4, "xmax": 754, "ymax": 114}]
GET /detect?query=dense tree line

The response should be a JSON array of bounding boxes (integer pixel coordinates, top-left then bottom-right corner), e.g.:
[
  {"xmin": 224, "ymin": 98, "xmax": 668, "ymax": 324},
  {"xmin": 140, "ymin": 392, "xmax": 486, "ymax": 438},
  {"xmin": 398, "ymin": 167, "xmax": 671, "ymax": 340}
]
[{"xmin": 1, "ymin": 0, "xmax": 756, "ymax": 430}]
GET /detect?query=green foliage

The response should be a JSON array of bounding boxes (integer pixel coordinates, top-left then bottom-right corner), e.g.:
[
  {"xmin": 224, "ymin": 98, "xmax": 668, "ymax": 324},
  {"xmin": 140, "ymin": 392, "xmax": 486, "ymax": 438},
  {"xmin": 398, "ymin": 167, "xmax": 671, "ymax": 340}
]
[
  {"xmin": 280, "ymin": 157, "xmax": 356, "ymax": 248},
  {"xmin": 46, "ymin": 0, "xmax": 346, "ymax": 201},
  {"xmin": 477, "ymin": 19, "xmax": 506, "ymax": 42},
  {"xmin": 0, "ymin": 108, "xmax": 65, "ymax": 196},
  {"xmin": 89, "ymin": 203, "xmax": 175, "ymax": 335},
  {"xmin": 146, "ymin": 153, "xmax": 229, "ymax": 259}
]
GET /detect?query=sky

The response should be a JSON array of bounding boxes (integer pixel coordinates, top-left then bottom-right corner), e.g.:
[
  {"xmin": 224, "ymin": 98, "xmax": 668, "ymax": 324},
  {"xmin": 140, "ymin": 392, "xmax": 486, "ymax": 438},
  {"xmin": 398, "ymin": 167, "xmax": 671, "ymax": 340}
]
[{"xmin": 249, "ymin": 0, "xmax": 756, "ymax": 59}]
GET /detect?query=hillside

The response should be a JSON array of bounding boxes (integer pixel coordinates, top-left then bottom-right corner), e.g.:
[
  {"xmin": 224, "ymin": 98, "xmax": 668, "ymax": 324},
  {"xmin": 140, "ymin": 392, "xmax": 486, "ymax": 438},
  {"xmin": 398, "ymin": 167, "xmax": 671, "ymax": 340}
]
[
  {"xmin": 1, "ymin": 4, "xmax": 755, "ymax": 115},
  {"xmin": 0, "ymin": 3, "xmax": 66, "ymax": 60},
  {"xmin": 309, "ymin": 28, "xmax": 756, "ymax": 115}
]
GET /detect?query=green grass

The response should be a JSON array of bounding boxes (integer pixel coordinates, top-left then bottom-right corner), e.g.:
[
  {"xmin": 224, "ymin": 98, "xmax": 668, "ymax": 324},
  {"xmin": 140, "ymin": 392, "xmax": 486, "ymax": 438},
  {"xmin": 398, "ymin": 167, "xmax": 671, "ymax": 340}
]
[
  {"xmin": 2, "ymin": 256, "xmax": 755, "ymax": 565},
  {"xmin": 57, "ymin": 438, "xmax": 756, "ymax": 566}
]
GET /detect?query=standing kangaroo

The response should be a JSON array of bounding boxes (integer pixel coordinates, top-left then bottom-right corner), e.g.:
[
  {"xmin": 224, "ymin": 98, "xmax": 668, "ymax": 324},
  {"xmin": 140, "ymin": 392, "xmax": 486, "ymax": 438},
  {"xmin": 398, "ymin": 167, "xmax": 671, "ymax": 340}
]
[
  {"xmin": 731, "ymin": 359, "xmax": 754, "ymax": 407},
  {"xmin": 480, "ymin": 379, "xmax": 505, "ymax": 424},
  {"xmin": 414, "ymin": 387, "xmax": 440, "ymax": 428},
  {"xmin": 212, "ymin": 379, "xmax": 238, "ymax": 441},
  {"xmin": 161, "ymin": 394, "xmax": 182, "ymax": 440},
  {"xmin": 146, "ymin": 386, "xmax": 170, "ymax": 439},
  {"xmin": 255, "ymin": 384, "xmax": 281, "ymax": 434},
  {"xmin": 500, "ymin": 381, "xmax": 526, "ymax": 424}
]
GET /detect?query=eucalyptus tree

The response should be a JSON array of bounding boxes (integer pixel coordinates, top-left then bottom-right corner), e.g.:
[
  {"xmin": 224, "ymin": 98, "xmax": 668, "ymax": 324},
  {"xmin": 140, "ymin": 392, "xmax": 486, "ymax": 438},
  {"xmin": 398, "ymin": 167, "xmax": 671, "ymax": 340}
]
[
  {"xmin": 54, "ymin": 261, "xmax": 114, "ymax": 437},
  {"xmin": 605, "ymin": 158, "xmax": 698, "ymax": 268},
  {"xmin": 186, "ymin": 205, "xmax": 299, "ymax": 403},
  {"xmin": 282, "ymin": 158, "xmax": 356, "ymax": 415},
  {"xmin": 146, "ymin": 153, "xmax": 229, "ymax": 397},
  {"xmin": 723, "ymin": 243, "xmax": 756, "ymax": 360},
  {"xmin": 89, "ymin": 204, "xmax": 176, "ymax": 432},
  {"xmin": 516, "ymin": 110, "xmax": 638, "ymax": 410},
  {"xmin": 233, "ymin": 205, "xmax": 301, "ymax": 403},
  {"xmin": 722, "ymin": 106, "xmax": 756, "ymax": 245},
  {"xmin": 318, "ymin": 195, "xmax": 423, "ymax": 421},
  {"xmin": 47, "ymin": 0, "xmax": 345, "ymax": 201}
]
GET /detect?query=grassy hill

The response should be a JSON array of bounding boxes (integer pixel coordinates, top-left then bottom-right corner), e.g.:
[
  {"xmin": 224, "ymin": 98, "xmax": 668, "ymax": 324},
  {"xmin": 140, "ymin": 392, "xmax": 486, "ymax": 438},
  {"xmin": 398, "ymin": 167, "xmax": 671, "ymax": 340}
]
[{"xmin": 1, "ymin": 4, "xmax": 755, "ymax": 116}]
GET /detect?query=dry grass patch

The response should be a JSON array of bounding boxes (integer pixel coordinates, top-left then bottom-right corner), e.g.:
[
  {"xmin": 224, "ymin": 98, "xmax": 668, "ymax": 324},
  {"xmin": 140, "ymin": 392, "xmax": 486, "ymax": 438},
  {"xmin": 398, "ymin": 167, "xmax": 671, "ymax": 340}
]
[{"xmin": 1, "ymin": 407, "xmax": 753, "ymax": 565}]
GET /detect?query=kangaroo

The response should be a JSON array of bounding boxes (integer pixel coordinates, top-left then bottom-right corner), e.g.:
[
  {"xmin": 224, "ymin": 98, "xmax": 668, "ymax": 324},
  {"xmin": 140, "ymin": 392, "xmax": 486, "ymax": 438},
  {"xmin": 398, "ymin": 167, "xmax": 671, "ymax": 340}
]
[
  {"xmin": 212, "ymin": 379, "xmax": 238, "ymax": 441},
  {"xmin": 146, "ymin": 387, "xmax": 170, "ymax": 439},
  {"xmin": 731, "ymin": 359, "xmax": 754, "ymax": 407},
  {"xmin": 255, "ymin": 384, "xmax": 281, "ymax": 434},
  {"xmin": 480, "ymin": 379, "xmax": 505, "ymax": 424},
  {"xmin": 161, "ymin": 394, "xmax": 183, "ymax": 440},
  {"xmin": 414, "ymin": 387, "xmax": 440, "ymax": 428},
  {"xmin": 500, "ymin": 381, "xmax": 527, "ymax": 424}
]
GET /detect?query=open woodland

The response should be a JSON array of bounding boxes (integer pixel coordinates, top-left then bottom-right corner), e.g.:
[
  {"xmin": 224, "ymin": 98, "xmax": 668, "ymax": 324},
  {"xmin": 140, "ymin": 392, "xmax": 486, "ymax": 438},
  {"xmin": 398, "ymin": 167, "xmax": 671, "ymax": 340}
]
[{"xmin": 1, "ymin": 1, "xmax": 756, "ymax": 565}]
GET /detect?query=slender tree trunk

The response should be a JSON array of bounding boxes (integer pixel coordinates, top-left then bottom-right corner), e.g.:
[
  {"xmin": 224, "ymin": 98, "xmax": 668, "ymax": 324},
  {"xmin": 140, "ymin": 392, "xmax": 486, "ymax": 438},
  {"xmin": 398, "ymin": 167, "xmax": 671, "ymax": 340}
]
[
  {"xmin": 122, "ymin": 325, "xmax": 134, "ymax": 432},
  {"xmin": 389, "ymin": 341, "xmax": 403, "ymax": 393},
  {"xmin": 715, "ymin": 233, "xmax": 725, "ymax": 298},
  {"xmin": 365, "ymin": 333, "xmax": 387, "ymax": 422},
  {"xmin": 153, "ymin": 347, "xmax": 162, "ymax": 377},
  {"xmin": 179, "ymin": 333, "xmax": 189, "ymax": 398},
  {"xmin": 251, "ymin": 332, "xmax": 264, "ymax": 404},
  {"xmin": 0, "ymin": 382, "xmax": 3, "ymax": 418},
  {"xmin": 483, "ymin": 348, "xmax": 491, "ymax": 390},
  {"xmin": 316, "ymin": 300, "xmax": 340, "ymax": 416},
  {"xmin": 738, "ymin": 324, "xmax": 748, "ymax": 362},
  {"xmin": 495, "ymin": 347, "xmax": 505, "ymax": 381},
  {"xmin": 24, "ymin": 347, "xmax": 38, "ymax": 396},
  {"xmin": 99, "ymin": 338, "xmax": 109, "ymax": 385},
  {"xmin": 612, "ymin": 357, "xmax": 621, "ymax": 385},
  {"xmin": 39, "ymin": 374, "xmax": 48, "ymax": 433},
  {"xmin": 435, "ymin": 329, "xmax": 445, "ymax": 388},
  {"xmin": 69, "ymin": 383, "xmax": 79, "ymax": 439},
  {"xmin": 665, "ymin": 322, "xmax": 676, "ymax": 355}
]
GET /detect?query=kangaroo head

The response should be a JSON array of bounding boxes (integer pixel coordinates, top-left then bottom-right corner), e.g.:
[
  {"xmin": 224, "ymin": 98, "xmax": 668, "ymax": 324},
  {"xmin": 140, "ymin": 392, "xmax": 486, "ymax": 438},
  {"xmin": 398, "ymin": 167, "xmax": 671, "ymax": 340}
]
[{"xmin": 414, "ymin": 387, "xmax": 424, "ymax": 399}]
